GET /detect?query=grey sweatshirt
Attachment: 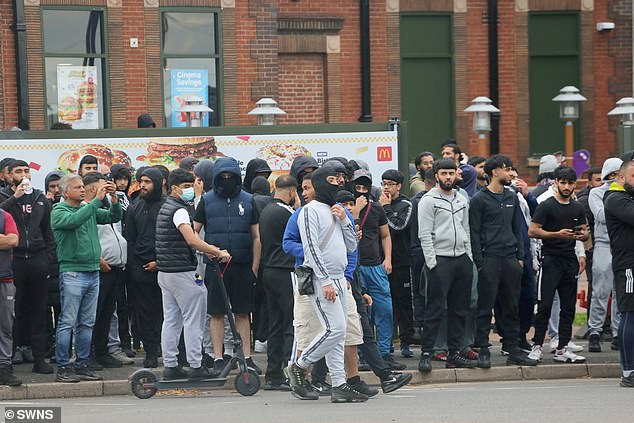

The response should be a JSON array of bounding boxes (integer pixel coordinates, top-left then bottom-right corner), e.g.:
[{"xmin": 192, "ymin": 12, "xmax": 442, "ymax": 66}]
[
  {"xmin": 418, "ymin": 187, "xmax": 472, "ymax": 269},
  {"xmin": 297, "ymin": 200, "xmax": 357, "ymax": 286},
  {"xmin": 589, "ymin": 182, "xmax": 611, "ymax": 246},
  {"xmin": 98, "ymin": 222, "xmax": 127, "ymax": 268}
]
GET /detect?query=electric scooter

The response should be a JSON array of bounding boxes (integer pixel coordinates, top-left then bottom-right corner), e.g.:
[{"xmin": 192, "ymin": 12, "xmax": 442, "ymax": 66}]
[{"xmin": 129, "ymin": 258, "xmax": 261, "ymax": 398}]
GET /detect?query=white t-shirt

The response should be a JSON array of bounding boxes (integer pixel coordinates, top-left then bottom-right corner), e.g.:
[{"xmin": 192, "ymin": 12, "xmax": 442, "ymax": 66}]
[{"xmin": 173, "ymin": 208, "xmax": 191, "ymax": 228}]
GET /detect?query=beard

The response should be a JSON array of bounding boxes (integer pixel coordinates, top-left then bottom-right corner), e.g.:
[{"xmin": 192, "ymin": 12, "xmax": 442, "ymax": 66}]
[
  {"xmin": 139, "ymin": 189, "xmax": 152, "ymax": 199},
  {"xmin": 624, "ymin": 182, "xmax": 634, "ymax": 196},
  {"xmin": 501, "ymin": 178, "xmax": 512, "ymax": 186},
  {"xmin": 438, "ymin": 179, "xmax": 454, "ymax": 191},
  {"xmin": 559, "ymin": 189, "xmax": 573, "ymax": 198}
]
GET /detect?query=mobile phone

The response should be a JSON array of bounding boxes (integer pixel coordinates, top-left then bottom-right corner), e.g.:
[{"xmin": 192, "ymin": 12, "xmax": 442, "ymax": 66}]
[
  {"xmin": 104, "ymin": 172, "xmax": 113, "ymax": 181},
  {"xmin": 572, "ymin": 224, "xmax": 583, "ymax": 233}
]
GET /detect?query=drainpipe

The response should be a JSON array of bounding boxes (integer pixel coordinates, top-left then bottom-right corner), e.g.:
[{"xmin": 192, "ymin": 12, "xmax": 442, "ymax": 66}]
[
  {"xmin": 13, "ymin": 0, "xmax": 30, "ymax": 130},
  {"xmin": 358, "ymin": 0, "xmax": 372, "ymax": 122},
  {"xmin": 488, "ymin": 0, "xmax": 499, "ymax": 153}
]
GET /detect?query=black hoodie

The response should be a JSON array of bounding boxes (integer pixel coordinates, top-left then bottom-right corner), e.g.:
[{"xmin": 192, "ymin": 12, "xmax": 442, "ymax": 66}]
[
  {"xmin": 137, "ymin": 114, "xmax": 156, "ymax": 128},
  {"xmin": 604, "ymin": 185, "xmax": 634, "ymax": 272},
  {"xmin": 251, "ymin": 176, "xmax": 274, "ymax": 217},
  {"xmin": 242, "ymin": 159, "xmax": 271, "ymax": 194},
  {"xmin": 124, "ymin": 168, "xmax": 165, "ymax": 263},
  {"xmin": 0, "ymin": 186, "xmax": 56, "ymax": 260},
  {"xmin": 290, "ymin": 155, "xmax": 318, "ymax": 203},
  {"xmin": 44, "ymin": 170, "xmax": 65, "ymax": 204}
]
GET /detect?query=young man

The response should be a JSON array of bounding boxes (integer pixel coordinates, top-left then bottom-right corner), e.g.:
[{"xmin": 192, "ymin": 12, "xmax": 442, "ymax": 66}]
[
  {"xmin": 286, "ymin": 165, "xmax": 366, "ymax": 403},
  {"xmin": 194, "ymin": 157, "xmax": 262, "ymax": 375},
  {"xmin": 156, "ymin": 169, "xmax": 229, "ymax": 380},
  {"xmin": 604, "ymin": 159, "xmax": 634, "ymax": 387},
  {"xmin": 418, "ymin": 159, "xmax": 476, "ymax": 372},
  {"xmin": 528, "ymin": 166, "xmax": 588, "ymax": 363},
  {"xmin": 0, "ymin": 158, "xmax": 16, "ymax": 189},
  {"xmin": 0, "ymin": 160, "xmax": 55, "ymax": 374},
  {"xmin": 77, "ymin": 155, "xmax": 99, "ymax": 176},
  {"xmin": 469, "ymin": 155, "xmax": 537, "ymax": 367},
  {"xmin": 44, "ymin": 171, "xmax": 64, "ymax": 204},
  {"xmin": 0, "ymin": 209, "xmax": 20, "ymax": 386},
  {"xmin": 51, "ymin": 174, "xmax": 121, "ymax": 382},
  {"xmin": 587, "ymin": 158, "xmax": 623, "ymax": 352},
  {"xmin": 410, "ymin": 152, "xmax": 434, "ymax": 195},
  {"xmin": 258, "ymin": 175, "xmax": 298, "ymax": 390},
  {"xmin": 379, "ymin": 169, "xmax": 415, "ymax": 358},
  {"xmin": 124, "ymin": 168, "xmax": 165, "ymax": 368},
  {"xmin": 467, "ymin": 156, "xmax": 487, "ymax": 188}
]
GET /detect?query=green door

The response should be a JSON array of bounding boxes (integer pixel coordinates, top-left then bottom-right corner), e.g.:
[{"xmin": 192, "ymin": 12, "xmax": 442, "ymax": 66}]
[
  {"xmin": 529, "ymin": 13, "xmax": 580, "ymax": 156},
  {"xmin": 400, "ymin": 14, "xmax": 454, "ymax": 160}
]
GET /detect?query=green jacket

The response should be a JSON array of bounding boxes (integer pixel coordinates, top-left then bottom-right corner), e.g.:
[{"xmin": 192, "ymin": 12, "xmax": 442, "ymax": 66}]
[{"xmin": 51, "ymin": 197, "xmax": 122, "ymax": 272}]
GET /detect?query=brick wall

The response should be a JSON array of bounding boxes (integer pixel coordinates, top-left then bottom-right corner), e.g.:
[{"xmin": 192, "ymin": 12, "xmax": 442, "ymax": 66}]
[{"xmin": 278, "ymin": 53, "xmax": 325, "ymax": 124}]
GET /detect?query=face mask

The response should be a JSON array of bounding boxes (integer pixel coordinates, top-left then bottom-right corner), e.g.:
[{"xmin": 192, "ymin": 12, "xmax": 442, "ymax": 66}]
[
  {"xmin": 216, "ymin": 177, "xmax": 239, "ymax": 198},
  {"xmin": 311, "ymin": 168, "xmax": 339, "ymax": 206},
  {"xmin": 180, "ymin": 187, "xmax": 195, "ymax": 202}
]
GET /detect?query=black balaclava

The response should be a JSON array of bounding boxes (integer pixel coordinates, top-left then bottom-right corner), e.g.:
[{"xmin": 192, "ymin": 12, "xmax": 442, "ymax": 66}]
[
  {"xmin": 216, "ymin": 175, "xmax": 240, "ymax": 198},
  {"xmin": 352, "ymin": 177, "xmax": 372, "ymax": 201},
  {"xmin": 312, "ymin": 166, "xmax": 339, "ymax": 206}
]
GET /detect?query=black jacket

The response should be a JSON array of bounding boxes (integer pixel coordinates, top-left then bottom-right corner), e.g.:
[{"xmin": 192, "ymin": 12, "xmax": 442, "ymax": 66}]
[
  {"xmin": 576, "ymin": 185, "xmax": 595, "ymax": 241},
  {"xmin": 258, "ymin": 199, "xmax": 295, "ymax": 270},
  {"xmin": 124, "ymin": 168, "xmax": 165, "ymax": 263},
  {"xmin": 156, "ymin": 196, "xmax": 197, "ymax": 273},
  {"xmin": 383, "ymin": 194, "xmax": 412, "ymax": 267},
  {"xmin": 409, "ymin": 190, "xmax": 426, "ymax": 255},
  {"xmin": 469, "ymin": 187, "xmax": 524, "ymax": 268},
  {"xmin": 604, "ymin": 186, "xmax": 634, "ymax": 272},
  {"xmin": 0, "ymin": 187, "xmax": 55, "ymax": 260}
]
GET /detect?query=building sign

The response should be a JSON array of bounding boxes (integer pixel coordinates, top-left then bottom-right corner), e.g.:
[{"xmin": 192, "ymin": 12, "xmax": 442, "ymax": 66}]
[
  {"xmin": 170, "ymin": 69, "xmax": 209, "ymax": 128},
  {"xmin": 56, "ymin": 66, "xmax": 99, "ymax": 129},
  {"xmin": 0, "ymin": 130, "xmax": 399, "ymax": 191}
]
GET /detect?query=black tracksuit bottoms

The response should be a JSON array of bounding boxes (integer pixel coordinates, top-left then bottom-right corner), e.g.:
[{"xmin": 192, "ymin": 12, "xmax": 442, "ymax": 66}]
[
  {"xmin": 532, "ymin": 255, "xmax": 578, "ymax": 349},
  {"xmin": 128, "ymin": 258, "xmax": 163, "ymax": 356},
  {"xmin": 13, "ymin": 255, "xmax": 49, "ymax": 360},
  {"xmin": 93, "ymin": 267, "xmax": 124, "ymax": 357},
  {"xmin": 410, "ymin": 253, "xmax": 426, "ymax": 327},
  {"xmin": 421, "ymin": 255, "xmax": 473, "ymax": 355},
  {"xmin": 262, "ymin": 267, "xmax": 294, "ymax": 384},
  {"xmin": 474, "ymin": 257, "xmax": 522, "ymax": 352},
  {"xmin": 388, "ymin": 266, "xmax": 415, "ymax": 343}
]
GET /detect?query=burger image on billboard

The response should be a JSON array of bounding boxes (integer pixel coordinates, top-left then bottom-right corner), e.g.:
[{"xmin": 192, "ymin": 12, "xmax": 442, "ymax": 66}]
[
  {"xmin": 78, "ymin": 80, "xmax": 96, "ymax": 108},
  {"xmin": 142, "ymin": 136, "xmax": 223, "ymax": 167},
  {"xmin": 57, "ymin": 144, "xmax": 131, "ymax": 174},
  {"xmin": 58, "ymin": 96, "xmax": 83, "ymax": 121}
]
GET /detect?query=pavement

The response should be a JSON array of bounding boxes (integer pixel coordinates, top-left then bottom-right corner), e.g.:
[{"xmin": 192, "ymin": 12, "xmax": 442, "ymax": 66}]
[
  {"xmin": 0, "ymin": 332, "xmax": 622, "ymax": 401},
  {"xmin": 2, "ymin": 379, "xmax": 632, "ymax": 423}
]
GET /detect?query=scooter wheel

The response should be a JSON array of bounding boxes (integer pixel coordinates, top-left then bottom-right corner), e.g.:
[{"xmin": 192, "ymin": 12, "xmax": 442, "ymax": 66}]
[
  {"xmin": 130, "ymin": 370, "xmax": 158, "ymax": 399},
  {"xmin": 234, "ymin": 370, "xmax": 260, "ymax": 396}
]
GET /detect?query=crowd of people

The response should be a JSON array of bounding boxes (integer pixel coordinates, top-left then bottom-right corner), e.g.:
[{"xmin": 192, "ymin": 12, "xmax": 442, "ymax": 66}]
[{"xmin": 0, "ymin": 139, "xmax": 633, "ymax": 402}]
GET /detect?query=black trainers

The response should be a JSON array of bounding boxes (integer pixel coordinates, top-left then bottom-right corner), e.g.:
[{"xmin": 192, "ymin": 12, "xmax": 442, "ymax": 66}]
[
  {"xmin": 213, "ymin": 358, "xmax": 225, "ymax": 376},
  {"xmin": 382, "ymin": 354, "xmax": 406, "ymax": 370},
  {"xmin": 311, "ymin": 380, "xmax": 332, "ymax": 396},
  {"xmin": 86, "ymin": 358, "xmax": 104, "ymax": 371},
  {"xmin": 400, "ymin": 343, "xmax": 414, "ymax": 358},
  {"xmin": 446, "ymin": 352, "xmax": 477, "ymax": 369},
  {"xmin": 264, "ymin": 380, "xmax": 291, "ymax": 391},
  {"xmin": 348, "ymin": 377, "xmax": 379, "ymax": 397},
  {"xmin": 202, "ymin": 352, "xmax": 214, "ymax": 369},
  {"xmin": 122, "ymin": 347, "xmax": 136, "ymax": 358},
  {"xmin": 507, "ymin": 353, "xmax": 539, "ymax": 366},
  {"xmin": 588, "ymin": 334, "xmax": 602, "ymax": 353},
  {"xmin": 55, "ymin": 366, "xmax": 80, "ymax": 383},
  {"xmin": 245, "ymin": 357, "xmax": 262, "ymax": 375},
  {"xmin": 418, "ymin": 352, "xmax": 432, "ymax": 373},
  {"xmin": 143, "ymin": 353, "xmax": 158, "ymax": 368},
  {"xmin": 612, "ymin": 337, "xmax": 620, "ymax": 351},
  {"xmin": 163, "ymin": 366, "xmax": 188, "ymax": 380},
  {"xmin": 96, "ymin": 354, "xmax": 123, "ymax": 368},
  {"xmin": 285, "ymin": 363, "xmax": 318, "ymax": 400},
  {"xmin": 74, "ymin": 363, "xmax": 103, "ymax": 381},
  {"xmin": 330, "ymin": 383, "xmax": 369, "ymax": 403},
  {"xmin": 620, "ymin": 373, "xmax": 634, "ymax": 388},
  {"xmin": 381, "ymin": 372, "xmax": 412, "ymax": 393},
  {"xmin": 519, "ymin": 337, "xmax": 532, "ymax": 353},
  {"xmin": 0, "ymin": 366, "xmax": 22, "ymax": 386},
  {"xmin": 32, "ymin": 359, "xmax": 54, "ymax": 374},
  {"xmin": 477, "ymin": 348, "xmax": 491, "ymax": 368},
  {"xmin": 188, "ymin": 366, "xmax": 211, "ymax": 380}
]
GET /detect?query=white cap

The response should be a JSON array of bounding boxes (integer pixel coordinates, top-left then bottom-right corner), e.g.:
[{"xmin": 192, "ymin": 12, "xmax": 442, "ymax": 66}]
[
  {"xmin": 601, "ymin": 157, "xmax": 623, "ymax": 180},
  {"xmin": 539, "ymin": 155, "xmax": 559, "ymax": 175}
]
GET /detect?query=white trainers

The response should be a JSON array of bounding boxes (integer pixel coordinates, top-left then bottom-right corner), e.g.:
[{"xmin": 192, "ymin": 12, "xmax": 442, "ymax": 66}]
[
  {"xmin": 549, "ymin": 337, "xmax": 584, "ymax": 353},
  {"xmin": 553, "ymin": 346, "xmax": 586, "ymax": 363},
  {"xmin": 111, "ymin": 349, "xmax": 134, "ymax": 365},
  {"xmin": 528, "ymin": 345, "xmax": 543, "ymax": 362},
  {"xmin": 254, "ymin": 340, "xmax": 267, "ymax": 354},
  {"xmin": 549, "ymin": 337, "xmax": 559, "ymax": 353},
  {"xmin": 567, "ymin": 341, "xmax": 584, "ymax": 353}
]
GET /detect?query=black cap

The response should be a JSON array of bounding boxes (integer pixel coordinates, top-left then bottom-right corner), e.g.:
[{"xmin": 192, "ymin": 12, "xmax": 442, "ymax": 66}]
[
  {"xmin": 381, "ymin": 169, "xmax": 404, "ymax": 184},
  {"xmin": 336, "ymin": 190, "xmax": 355, "ymax": 204},
  {"xmin": 0, "ymin": 157, "xmax": 16, "ymax": 171}
]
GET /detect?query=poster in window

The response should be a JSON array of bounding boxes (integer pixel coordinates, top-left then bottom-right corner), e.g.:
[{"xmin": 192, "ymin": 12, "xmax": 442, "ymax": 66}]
[
  {"xmin": 170, "ymin": 69, "xmax": 209, "ymax": 128},
  {"xmin": 57, "ymin": 65, "xmax": 99, "ymax": 129}
]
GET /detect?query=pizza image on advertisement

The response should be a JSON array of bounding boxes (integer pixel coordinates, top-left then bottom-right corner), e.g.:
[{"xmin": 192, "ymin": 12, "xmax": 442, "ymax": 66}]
[
  {"xmin": 57, "ymin": 144, "xmax": 132, "ymax": 173},
  {"xmin": 137, "ymin": 136, "xmax": 225, "ymax": 168},
  {"xmin": 256, "ymin": 144, "xmax": 311, "ymax": 172},
  {"xmin": 58, "ymin": 96, "xmax": 83, "ymax": 122}
]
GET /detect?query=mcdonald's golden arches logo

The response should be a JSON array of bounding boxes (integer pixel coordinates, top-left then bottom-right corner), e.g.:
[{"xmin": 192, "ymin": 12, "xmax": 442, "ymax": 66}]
[{"xmin": 377, "ymin": 146, "xmax": 392, "ymax": 162}]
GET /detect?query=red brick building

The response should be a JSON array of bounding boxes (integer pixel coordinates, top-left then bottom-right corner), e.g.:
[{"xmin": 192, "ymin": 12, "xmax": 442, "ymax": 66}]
[{"xmin": 0, "ymin": 0, "xmax": 631, "ymax": 175}]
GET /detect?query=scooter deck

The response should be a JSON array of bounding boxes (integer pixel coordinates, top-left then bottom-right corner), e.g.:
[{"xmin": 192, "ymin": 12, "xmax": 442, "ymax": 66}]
[{"xmin": 156, "ymin": 377, "xmax": 228, "ymax": 389}]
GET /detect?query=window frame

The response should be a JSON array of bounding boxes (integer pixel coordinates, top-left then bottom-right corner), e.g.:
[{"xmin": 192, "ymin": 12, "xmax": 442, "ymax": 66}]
[
  {"xmin": 41, "ymin": 6, "xmax": 110, "ymax": 129},
  {"xmin": 160, "ymin": 7, "xmax": 224, "ymax": 128}
]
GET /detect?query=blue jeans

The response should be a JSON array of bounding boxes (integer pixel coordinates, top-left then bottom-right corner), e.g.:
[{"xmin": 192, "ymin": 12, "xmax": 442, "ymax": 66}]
[
  {"xmin": 359, "ymin": 265, "xmax": 393, "ymax": 356},
  {"xmin": 56, "ymin": 271, "xmax": 100, "ymax": 367}
]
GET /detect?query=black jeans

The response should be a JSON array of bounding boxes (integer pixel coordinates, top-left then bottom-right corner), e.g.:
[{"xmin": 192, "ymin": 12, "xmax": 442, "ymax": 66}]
[
  {"xmin": 532, "ymin": 255, "xmax": 578, "ymax": 349},
  {"xmin": 253, "ymin": 268, "xmax": 269, "ymax": 343},
  {"xmin": 421, "ymin": 255, "xmax": 473, "ymax": 355},
  {"xmin": 496, "ymin": 256, "xmax": 535, "ymax": 339},
  {"xmin": 410, "ymin": 253, "xmax": 426, "ymax": 327},
  {"xmin": 262, "ymin": 267, "xmax": 294, "ymax": 384},
  {"xmin": 474, "ymin": 257, "xmax": 522, "ymax": 352},
  {"xmin": 93, "ymin": 267, "xmax": 124, "ymax": 357},
  {"xmin": 128, "ymin": 258, "xmax": 162, "ymax": 355},
  {"xmin": 115, "ymin": 270, "xmax": 132, "ymax": 350},
  {"xmin": 13, "ymin": 255, "xmax": 49, "ymax": 360},
  {"xmin": 388, "ymin": 266, "xmax": 415, "ymax": 343}
]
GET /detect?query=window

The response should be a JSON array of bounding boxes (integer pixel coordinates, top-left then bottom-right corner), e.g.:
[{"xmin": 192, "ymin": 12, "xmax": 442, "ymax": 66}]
[
  {"xmin": 42, "ymin": 9, "xmax": 108, "ymax": 129},
  {"xmin": 161, "ymin": 10, "xmax": 221, "ymax": 127}
]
